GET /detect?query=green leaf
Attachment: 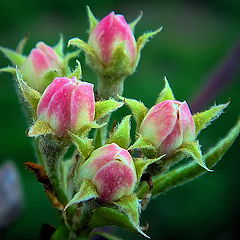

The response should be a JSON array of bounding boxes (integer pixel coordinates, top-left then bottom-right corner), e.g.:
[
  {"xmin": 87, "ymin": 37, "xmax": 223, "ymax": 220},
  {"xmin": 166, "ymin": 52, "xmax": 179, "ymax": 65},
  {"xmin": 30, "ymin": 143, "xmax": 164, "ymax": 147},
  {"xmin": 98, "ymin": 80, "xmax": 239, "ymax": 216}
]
[
  {"xmin": 87, "ymin": 6, "xmax": 98, "ymax": 33},
  {"xmin": 194, "ymin": 103, "xmax": 229, "ymax": 136},
  {"xmin": 130, "ymin": 11, "xmax": 143, "ymax": 32},
  {"xmin": 28, "ymin": 120, "xmax": 54, "ymax": 137},
  {"xmin": 134, "ymin": 156, "xmax": 164, "ymax": 183},
  {"xmin": 136, "ymin": 27, "xmax": 162, "ymax": 52},
  {"xmin": 118, "ymin": 96, "xmax": 148, "ymax": 130},
  {"xmin": 156, "ymin": 77, "xmax": 175, "ymax": 103},
  {"xmin": 68, "ymin": 38, "xmax": 95, "ymax": 57},
  {"xmin": 51, "ymin": 223, "xmax": 70, "ymax": 240},
  {"xmin": 107, "ymin": 115, "xmax": 132, "ymax": 149},
  {"xmin": 64, "ymin": 179, "xmax": 98, "ymax": 211},
  {"xmin": 137, "ymin": 117, "xmax": 240, "ymax": 199},
  {"xmin": 16, "ymin": 68, "xmax": 41, "ymax": 111},
  {"xmin": 88, "ymin": 207, "xmax": 135, "ymax": 232},
  {"xmin": 54, "ymin": 35, "xmax": 64, "ymax": 57},
  {"xmin": 0, "ymin": 66, "xmax": 16, "ymax": 74},
  {"xmin": 16, "ymin": 35, "xmax": 28, "ymax": 54},
  {"xmin": 68, "ymin": 132, "xmax": 93, "ymax": 159},
  {"xmin": 91, "ymin": 232, "xmax": 123, "ymax": 240},
  {"xmin": 95, "ymin": 99, "xmax": 124, "ymax": 120},
  {"xmin": 114, "ymin": 194, "xmax": 149, "ymax": 238},
  {"xmin": 128, "ymin": 136, "xmax": 155, "ymax": 150},
  {"xmin": 68, "ymin": 60, "xmax": 82, "ymax": 79},
  {"xmin": 178, "ymin": 141, "xmax": 212, "ymax": 171},
  {"xmin": 0, "ymin": 47, "xmax": 26, "ymax": 65}
]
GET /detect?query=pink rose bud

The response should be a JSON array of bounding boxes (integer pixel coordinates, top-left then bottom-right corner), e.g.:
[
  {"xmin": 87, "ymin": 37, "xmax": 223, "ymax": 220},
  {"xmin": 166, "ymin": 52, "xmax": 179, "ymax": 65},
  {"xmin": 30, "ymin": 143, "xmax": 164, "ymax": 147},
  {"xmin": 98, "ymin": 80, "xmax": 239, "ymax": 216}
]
[
  {"xmin": 88, "ymin": 12, "xmax": 137, "ymax": 66},
  {"xmin": 140, "ymin": 100, "xmax": 195, "ymax": 155},
  {"xmin": 37, "ymin": 77, "xmax": 95, "ymax": 138},
  {"xmin": 21, "ymin": 42, "xmax": 63, "ymax": 92},
  {"xmin": 77, "ymin": 143, "xmax": 137, "ymax": 202}
]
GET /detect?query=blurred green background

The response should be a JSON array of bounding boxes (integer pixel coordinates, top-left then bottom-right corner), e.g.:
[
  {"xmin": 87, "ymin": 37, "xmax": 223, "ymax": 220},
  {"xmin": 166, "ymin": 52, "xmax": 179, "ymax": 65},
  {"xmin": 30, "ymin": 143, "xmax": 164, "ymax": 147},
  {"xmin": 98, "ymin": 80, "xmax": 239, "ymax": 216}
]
[{"xmin": 0, "ymin": 0, "xmax": 239, "ymax": 239}]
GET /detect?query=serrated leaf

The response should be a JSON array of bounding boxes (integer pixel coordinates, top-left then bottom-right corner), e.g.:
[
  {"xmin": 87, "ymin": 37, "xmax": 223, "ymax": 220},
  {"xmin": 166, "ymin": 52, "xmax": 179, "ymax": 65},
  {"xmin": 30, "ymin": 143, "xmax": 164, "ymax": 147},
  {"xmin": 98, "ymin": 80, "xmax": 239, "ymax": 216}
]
[
  {"xmin": 88, "ymin": 207, "xmax": 135, "ymax": 232},
  {"xmin": 64, "ymin": 179, "xmax": 98, "ymax": 211},
  {"xmin": 130, "ymin": 11, "xmax": 143, "ymax": 32},
  {"xmin": 137, "ymin": 27, "xmax": 162, "ymax": 52},
  {"xmin": 68, "ymin": 38, "xmax": 95, "ymax": 57},
  {"xmin": 0, "ymin": 47, "xmax": 26, "ymax": 65},
  {"xmin": 156, "ymin": 77, "xmax": 175, "ymax": 103},
  {"xmin": 114, "ymin": 194, "xmax": 149, "ymax": 238},
  {"xmin": 95, "ymin": 99, "xmax": 123, "ymax": 120},
  {"xmin": 137, "ymin": 118, "xmax": 240, "ymax": 199},
  {"xmin": 178, "ymin": 141, "xmax": 212, "ymax": 171},
  {"xmin": 68, "ymin": 132, "xmax": 93, "ymax": 159},
  {"xmin": 68, "ymin": 60, "xmax": 82, "ymax": 79},
  {"xmin": 118, "ymin": 96, "xmax": 148, "ymax": 130},
  {"xmin": 134, "ymin": 156, "xmax": 164, "ymax": 183},
  {"xmin": 0, "ymin": 66, "xmax": 16, "ymax": 74},
  {"xmin": 54, "ymin": 35, "xmax": 64, "ymax": 57},
  {"xmin": 107, "ymin": 115, "xmax": 131, "ymax": 149},
  {"xmin": 16, "ymin": 68, "xmax": 41, "ymax": 111},
  {"xmin": 129, "ymin": 136, "xmax": 155, "ymax": 150},
  {"xmin": 28, "ymin": 120, "xmax": 54, "ymax": 137},
  {"xmin": 16, "ymin": 35, "xmax": 28, "ymax": 54},
  {"xmin": 87, "ymin": 6, "xmax": 98, "ymax": 33},
  {"xmin": 193, "ymin": 103, "xmax": 229, "ymax": 136}
]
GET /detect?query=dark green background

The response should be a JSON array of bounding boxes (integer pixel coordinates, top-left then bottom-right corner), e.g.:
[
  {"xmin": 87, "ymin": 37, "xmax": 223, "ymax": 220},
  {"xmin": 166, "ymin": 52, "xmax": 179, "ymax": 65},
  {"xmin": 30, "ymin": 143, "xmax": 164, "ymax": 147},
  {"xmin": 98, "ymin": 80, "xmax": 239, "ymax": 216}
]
[{"xmin": 0, "ymin": 0, "xmax": 239, "ymax": 239}]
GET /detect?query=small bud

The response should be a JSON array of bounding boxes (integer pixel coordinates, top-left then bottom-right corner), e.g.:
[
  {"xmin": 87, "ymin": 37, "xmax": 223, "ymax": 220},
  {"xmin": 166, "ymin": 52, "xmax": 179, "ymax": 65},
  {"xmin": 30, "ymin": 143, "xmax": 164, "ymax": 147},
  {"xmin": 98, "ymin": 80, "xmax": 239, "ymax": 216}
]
[
  {"xmin": 21, "ymin": 42, "xmax": 64, "ymax": 92},
  {"xmin": 37, "ymin": 77, "xmax": 95, "ymax": 138},
  {"xmin": 88, "ymin": 12, "xmax": 137, "ymax": 68},
  {"xmin": 140, "ymin": 100, "xmax": 195, "ymax": 155},
  {"xmin": 77, "ymin": 143, "xmax": 137, "ymax": 202}
]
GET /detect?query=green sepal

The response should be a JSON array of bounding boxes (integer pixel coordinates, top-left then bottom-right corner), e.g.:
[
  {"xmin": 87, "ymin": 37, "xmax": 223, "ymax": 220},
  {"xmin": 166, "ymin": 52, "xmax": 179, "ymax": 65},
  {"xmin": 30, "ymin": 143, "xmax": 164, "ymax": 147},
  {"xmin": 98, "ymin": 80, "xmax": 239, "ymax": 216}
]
[
  {"xmin": 156, "ymin": 77, "xmax": 175, "ymax": 103},
  {"xmin": 68, "ymin": 60, "xmax": 82, "ymax": 79},
  {"xmin": 114, "ymin": 194, "xmax": 149, "ymax": 238},
  {"xmin": 134, "ymin": 156, "xmax": 165, "ymax": 183},
  {"xmin": 68, "ymin": 38, "xmax": 95, "ymax": 57},
  {"xmin": 136, "ymin": 27, "xmax": 162, "ymax": 52},
  {"xmin": 87, "ymin": 6, "xmax": 98, "ymax": 33},
  {"xmin": 110, "ymin": 42, "xmax": 131, "ymax": 75},
  {"xmin": 129, "ymin": 136, "xmax": 155, "ymax": 151},
  {"xmin": 0, "ymin": 66, "xmax": 16, "ymax": 74},
  {"xmin": 118, "ymin": 96, "xmax": 148, "ymax": 130},
  {"xmin": 63, "ymin": 49, "xmax": 81, "ymax": 68},
  {"xmin": 107, "ymin": 115, "xmax": 132, "ymax": 149},
  {"xmin": 130, "ymin": 11, "xmax": 143, "ymax": 33},
  {"xmin": 28, "ymin": 120, "xmax": 54, "ymax": 137},
  {"xmin": 60, "ymin": 158, "xmax": 74, "ymax": 194},
  {"xmin": 0, "ymin": 47, "xmax": 26, "ymax": 65},
  {"xmin": 68, "ymin": 131, "xmax": 93, "ymax": 159},
  {"xmin": 54, "ymin": 35, "xmax": 64, "ymax": 57},
  {"xmin": 16, "ymin": 35, "xmax": 28, "ymax": 54},
  {"xmin": 16, "ymin": 68, "xmax": 41, "ymax": 112},
  {"xmin": 193, "ymin": 103, "xmax": 229, "ymax": 136},
  {"xmin": 177, "ymin": 141, "xmax": 212, "ymax": 171},
  {"xmin": 95, "ymin": 99, "xmax": 124, "ymax": 120},
  {"xmin": 42, "ymin": 69, "xmax": 60, "ymax": 87},
  {"xmin": 76, "ymin": 121, "xmax": 107, "ymax": 136},
  {"xmin": 64, "ymin": 179, "xmax": 98, "ymax": 211},
  {"xmin": 88, "ymin": 207, "xmax": 135, "ymax": 232}
]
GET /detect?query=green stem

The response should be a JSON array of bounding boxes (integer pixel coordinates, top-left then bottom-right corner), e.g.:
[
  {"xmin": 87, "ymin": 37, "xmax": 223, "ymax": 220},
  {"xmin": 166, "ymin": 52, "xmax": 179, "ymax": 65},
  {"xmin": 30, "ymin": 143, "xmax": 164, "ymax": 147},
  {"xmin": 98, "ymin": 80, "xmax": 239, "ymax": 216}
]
[
  {"xmin": 39, "ymin": 136, "xmax": 69, "ymax": 205},
  {"xmin": 137, "ymin": 118, "xmax": 240, "ymax": 199}
]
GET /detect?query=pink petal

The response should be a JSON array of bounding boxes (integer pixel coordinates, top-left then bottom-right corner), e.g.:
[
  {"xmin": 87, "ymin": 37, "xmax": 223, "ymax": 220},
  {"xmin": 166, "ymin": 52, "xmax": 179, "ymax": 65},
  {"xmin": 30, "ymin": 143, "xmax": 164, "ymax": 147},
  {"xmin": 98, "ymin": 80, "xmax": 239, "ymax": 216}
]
[
  {"xmin": 43, "ymin": 82, "xmax": 76, "ymax": 137},
  {"xmin": 140, "ymin": 101, "xmax": 178, "ymax": 148},
  {"xmin": 29, "ymin": 49, "xmax": 50, "ymax": 74},
  {"xmin": 179, "ymin": 101, "xmax": 195, "ymax": 143},
  {"xmin": 70, "ymin": 82, "xmax": 95, "ymax": 131},
  {"xmin": 93, "ymin": 161, "xmax": 136, "ymax": 202},
  {"xmin": 37, "ymin": 77, "xmax": 72, "ymax": 116}
]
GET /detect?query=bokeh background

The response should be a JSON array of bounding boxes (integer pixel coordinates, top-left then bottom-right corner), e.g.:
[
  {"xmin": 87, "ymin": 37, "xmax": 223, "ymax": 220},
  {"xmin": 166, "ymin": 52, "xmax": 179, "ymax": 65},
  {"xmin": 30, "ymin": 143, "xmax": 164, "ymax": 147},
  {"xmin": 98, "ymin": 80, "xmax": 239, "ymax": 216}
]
[{"xmin": 0, "ymin": 0, "xmax": 239, "ymax": 239}]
